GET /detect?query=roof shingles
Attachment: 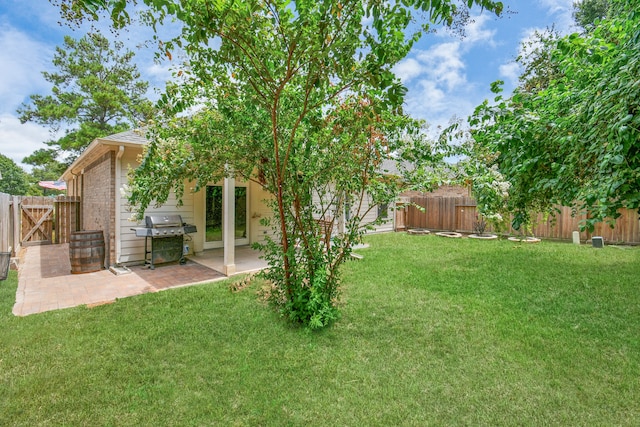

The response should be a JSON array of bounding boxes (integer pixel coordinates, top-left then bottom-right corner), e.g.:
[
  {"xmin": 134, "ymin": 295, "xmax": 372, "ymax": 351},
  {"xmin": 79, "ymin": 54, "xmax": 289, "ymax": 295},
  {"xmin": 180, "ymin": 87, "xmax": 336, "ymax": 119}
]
[{"xmin": 99, "ymin": 128, "xmax": 148, "ymax": 145}]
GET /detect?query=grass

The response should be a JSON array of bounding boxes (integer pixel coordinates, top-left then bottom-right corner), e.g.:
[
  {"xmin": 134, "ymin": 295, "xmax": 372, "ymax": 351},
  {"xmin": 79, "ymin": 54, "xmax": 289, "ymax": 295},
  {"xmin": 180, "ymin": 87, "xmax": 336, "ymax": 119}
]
[
  {"xmin": 1, "ymin": 233, "xmax": 639, "ymax": 425},
  {"xmin": 206, "ymin": 225, "xmax": 247, "ymax": 241}
]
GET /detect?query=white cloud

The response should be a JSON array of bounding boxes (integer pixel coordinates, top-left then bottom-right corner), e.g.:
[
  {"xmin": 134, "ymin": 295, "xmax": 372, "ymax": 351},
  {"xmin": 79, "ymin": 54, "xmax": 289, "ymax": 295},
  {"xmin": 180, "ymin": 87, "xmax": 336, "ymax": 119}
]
[
  {"xmin": 0, "ymin": 7, "xmax": 173, "ymax": 171},
  {"xmin": 412, "ymin": 80, "xmax": 446, "ymax": 111},
  {"xmin": 394, "ymin": 58, "xmax": 423, "ymax": 83},
  {"xmin": 395, "ymin": 12, "xmax": 497, "ymax": 87},
  {"xmin": 0, "ymin": 23, "xmax": 52, "ymax": 115},
  {"xmin": 10, "ymin": 0, "xmax": 64, "ymax": 29},
  {"xmin": 144, "ymin": 63, "xmax": 172, "ymax": 99},
  {"xmin": 464, "ymin": 14, "xmax": 497, "ymax": 46},
  {"xmin": 538, "ymin": 0, "xmax": 578, "ymax": 34},
  {"xmin": 397, "ymin": 12, "xmax": 499, "ymax": 130},
  {"xmin": 539, "ymin": 0, "xmax": 569, "ymax": 14},
  {"xmin": 499, "ymin": 62, "xmax": 521, "ymax": 87},
  {"xmin": 417, "ymin": 41, "xmax": 466, "ymax": 91},
  {"xmin": 0, "ymin": 114, "xmax": 51, "ymax": 171},
  {"xmin": 405, "ymin": 79, "xmax": 476, "ymax": 133},
  {"xmin": 0, "ymin": 22, "xmax": 56, "ymax": 171}
]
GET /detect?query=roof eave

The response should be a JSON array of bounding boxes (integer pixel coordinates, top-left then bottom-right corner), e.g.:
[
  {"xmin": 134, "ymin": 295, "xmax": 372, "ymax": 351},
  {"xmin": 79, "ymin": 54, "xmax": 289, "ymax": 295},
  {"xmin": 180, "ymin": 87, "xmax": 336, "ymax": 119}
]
[{"xmin": 60, "ymin": 136, "xmax": 147, "ymax": 182}]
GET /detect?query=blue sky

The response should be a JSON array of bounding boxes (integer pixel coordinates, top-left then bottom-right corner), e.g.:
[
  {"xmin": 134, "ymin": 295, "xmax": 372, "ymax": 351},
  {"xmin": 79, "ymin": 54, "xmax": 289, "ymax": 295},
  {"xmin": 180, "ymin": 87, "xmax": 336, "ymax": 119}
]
[{"xmin": 0, "ymin": 0, "xmax": 577, "ymax": 172}]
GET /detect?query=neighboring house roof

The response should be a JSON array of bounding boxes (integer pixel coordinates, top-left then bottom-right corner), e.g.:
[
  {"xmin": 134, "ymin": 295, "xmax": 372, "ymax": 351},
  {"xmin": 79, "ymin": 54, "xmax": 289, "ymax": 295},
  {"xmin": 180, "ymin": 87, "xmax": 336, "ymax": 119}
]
[
  {"xmin": 381, "ymin": 158, "xmax": 406, "ymax": 176},
  {"xmin": 380, "ymin": 158, "xmax": 418, "ymax": 179}
]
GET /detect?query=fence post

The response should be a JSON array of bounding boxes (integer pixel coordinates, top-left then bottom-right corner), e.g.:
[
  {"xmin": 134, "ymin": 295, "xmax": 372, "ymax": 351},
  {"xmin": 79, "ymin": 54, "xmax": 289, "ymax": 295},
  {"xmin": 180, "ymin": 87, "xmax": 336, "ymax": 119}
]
[
  {"xmin": 0, "ymin": 193, "xmax": 10, "ymax": 253},
  {"xmin": 54, "ymin": 196, "xmax": 80, "ymax": 244},
  {"xmin": 12, "ymin": 196, "xmax": 21, "ymax": 255}
]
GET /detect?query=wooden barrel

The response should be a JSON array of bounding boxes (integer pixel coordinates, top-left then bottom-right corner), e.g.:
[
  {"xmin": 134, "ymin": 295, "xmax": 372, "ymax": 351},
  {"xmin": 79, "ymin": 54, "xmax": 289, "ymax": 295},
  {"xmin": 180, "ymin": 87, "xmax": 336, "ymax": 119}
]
[{"xmin": 69, "ymin": 230, "xmax": 105, "ymax": 274}]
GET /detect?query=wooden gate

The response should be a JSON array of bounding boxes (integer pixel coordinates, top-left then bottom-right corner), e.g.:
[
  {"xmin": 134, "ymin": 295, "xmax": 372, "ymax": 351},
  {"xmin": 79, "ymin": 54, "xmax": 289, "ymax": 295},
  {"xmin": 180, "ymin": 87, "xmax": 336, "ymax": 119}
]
[
  {"xmin": 394, "ymin": 201, "xmax": 407, "ymax": 231},
  {"xmin": 20, "ymin": 197, "xmax": 55, "ymax": 246},
  {"xmin": 407, "ymin": 196, "xmax": 477, "ymax": 231},
  {"xmin": 455, "ymin": 204, "xmax": 477, "ymax": 232},
  {"xmin": 17, "ymin": 196, "xmax": 80, "ymax": 247}
]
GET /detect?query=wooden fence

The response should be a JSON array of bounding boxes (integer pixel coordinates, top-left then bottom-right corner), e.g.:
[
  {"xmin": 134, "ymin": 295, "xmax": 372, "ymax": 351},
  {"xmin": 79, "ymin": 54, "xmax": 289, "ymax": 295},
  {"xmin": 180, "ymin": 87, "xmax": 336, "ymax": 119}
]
[
  {"xmin": 0, "ymin": 193, "xmax": 80, "ymax": 256},
  {"xmin": 404, "ymin": 195, "xmax": 640, "ymax": 244},
  {"xmin": 54, "ymin": 197, "xmax": 81, "ymax": 244},
  {"xmin": 0, "ymin": 193, "xmax": 16, "ymax": 254},
  {"xmin": 405, "ymin": 196, "xmax": 478, "ymax": 232}
]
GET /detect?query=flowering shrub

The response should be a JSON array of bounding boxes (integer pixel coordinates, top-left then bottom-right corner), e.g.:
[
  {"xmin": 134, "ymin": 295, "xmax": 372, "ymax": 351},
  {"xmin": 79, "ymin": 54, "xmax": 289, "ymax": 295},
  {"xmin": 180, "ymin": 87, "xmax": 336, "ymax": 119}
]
[{"xmin": 467, "ymin": 165, "xmax": 510, "ymax": 233}]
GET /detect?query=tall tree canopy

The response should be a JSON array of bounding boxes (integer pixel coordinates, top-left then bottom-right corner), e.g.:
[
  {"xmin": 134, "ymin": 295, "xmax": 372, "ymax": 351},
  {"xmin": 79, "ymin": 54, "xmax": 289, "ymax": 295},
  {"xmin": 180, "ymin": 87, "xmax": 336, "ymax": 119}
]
[
  {"xmin": 573, "ymin": 0, "xmax": 610, "ymax": 31},
  {"xmin": 0, "ymin": 154, "xmax": 29, "ymax": 196},
  {"xmin": 465, "ymin": 0, "xmax": 639, "ymax": 231},
  {"xmin": 59, "ymin": 0, "xmax": 503, "ymax": 328},
  {"xmin": 18, "ymin": 33, "xmax": 155, "ymax": 169}
]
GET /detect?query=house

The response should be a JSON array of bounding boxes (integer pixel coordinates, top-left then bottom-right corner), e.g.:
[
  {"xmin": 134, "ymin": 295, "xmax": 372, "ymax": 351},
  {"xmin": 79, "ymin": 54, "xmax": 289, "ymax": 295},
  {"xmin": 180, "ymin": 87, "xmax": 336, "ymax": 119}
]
[{"xmin": 61, "ymin": 129, "xmax": 398, "ymax": 275}]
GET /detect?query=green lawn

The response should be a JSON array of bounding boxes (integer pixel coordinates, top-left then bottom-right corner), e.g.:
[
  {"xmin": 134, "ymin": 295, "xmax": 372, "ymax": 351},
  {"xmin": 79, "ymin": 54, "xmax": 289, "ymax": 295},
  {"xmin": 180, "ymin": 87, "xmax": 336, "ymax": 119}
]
[{"xmin": 1, "ymin": 233, "xmax": 639, "ymax": 425}]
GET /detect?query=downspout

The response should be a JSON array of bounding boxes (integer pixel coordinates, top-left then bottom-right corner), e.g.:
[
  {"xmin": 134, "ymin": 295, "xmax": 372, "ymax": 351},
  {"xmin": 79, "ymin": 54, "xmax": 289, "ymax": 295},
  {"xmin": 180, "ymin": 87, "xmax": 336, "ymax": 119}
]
[
  {"xmin": 70, "ymin": 171, "xmax": 80, "ymax": 231},
  {"xmin": 392, "ymin": 199, "xmax": 396, "ymax": 231},
  {"xmin": 115, "ymin": 145, "xmax": 124, "ymax": 264}
]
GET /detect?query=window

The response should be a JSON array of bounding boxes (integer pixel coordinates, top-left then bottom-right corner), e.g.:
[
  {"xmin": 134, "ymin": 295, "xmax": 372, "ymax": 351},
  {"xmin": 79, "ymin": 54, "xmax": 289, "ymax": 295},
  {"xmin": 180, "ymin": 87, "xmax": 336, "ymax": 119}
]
[{"xmin": 378, "ymin": 203, "xmax": 389, "ymax": 220}]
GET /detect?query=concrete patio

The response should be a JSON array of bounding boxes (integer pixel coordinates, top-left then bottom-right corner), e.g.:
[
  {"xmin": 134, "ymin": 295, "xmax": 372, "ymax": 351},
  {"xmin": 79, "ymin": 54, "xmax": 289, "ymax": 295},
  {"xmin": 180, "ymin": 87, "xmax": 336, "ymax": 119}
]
[{"xmin": 13, "ymin": 243, "xmax": 267, "ymax": 316}]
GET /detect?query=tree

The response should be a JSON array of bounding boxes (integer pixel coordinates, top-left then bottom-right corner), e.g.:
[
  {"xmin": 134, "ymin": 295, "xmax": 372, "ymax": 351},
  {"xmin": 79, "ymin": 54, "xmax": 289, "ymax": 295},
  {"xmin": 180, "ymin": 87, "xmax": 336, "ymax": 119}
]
[
  {"xmin": 0, "ymin": 155, "xmax": 29, "ymax": 196},
  {"xmin": 58, "ymin": 0, "xmax": 503, "ymax": 329},
  {"xmin": 573, "ymin": 0, "xmax": 610, "ymax": 31},
  {"xmin": 466, "ymin": 0, "xmax": 639, "ymax": 232},
  {"xmin": 18, "ymin": 33, "xmax": 155, "ymax": 169},
  {"xmin": 515, "ymin": 27, "xmax": 562, "ymax": 94}
]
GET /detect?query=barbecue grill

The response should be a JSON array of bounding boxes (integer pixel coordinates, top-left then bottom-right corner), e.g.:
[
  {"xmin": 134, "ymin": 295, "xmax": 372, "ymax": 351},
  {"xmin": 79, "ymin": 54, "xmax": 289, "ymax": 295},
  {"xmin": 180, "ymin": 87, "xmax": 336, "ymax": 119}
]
[{"xmin": 131, "ymin": 215, "xmax": 197, "ymax": 269}]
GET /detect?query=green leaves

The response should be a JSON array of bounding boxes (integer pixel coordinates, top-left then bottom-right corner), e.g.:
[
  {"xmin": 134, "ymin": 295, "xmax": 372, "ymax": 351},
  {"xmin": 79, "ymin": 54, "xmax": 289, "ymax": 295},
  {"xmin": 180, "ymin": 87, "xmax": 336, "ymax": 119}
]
[
  {"xmin": 0, "ymin": 154, "xmax": 30, "ymax": 196},
  {"xmin": 467, "ymin": 0, "xmax": 640, "ymax": 232},
  {"xmin": 18, "ymin": 33, "xmax": 154, "ymax": 171},
  {"xmin": 490, "ymin": 80, "xmax": 504, "ymax": 94},
  {"xmin": 58, "ymin": 0, "xmax": 503, "ymax": 329}
]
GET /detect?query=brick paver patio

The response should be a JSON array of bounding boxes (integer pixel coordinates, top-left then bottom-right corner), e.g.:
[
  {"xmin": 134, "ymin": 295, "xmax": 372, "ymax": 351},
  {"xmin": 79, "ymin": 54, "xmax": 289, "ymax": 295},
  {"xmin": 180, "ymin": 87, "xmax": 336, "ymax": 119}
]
[{"xmin": 13, "ymin": 243, "xmax": 227, "ymax": 316}]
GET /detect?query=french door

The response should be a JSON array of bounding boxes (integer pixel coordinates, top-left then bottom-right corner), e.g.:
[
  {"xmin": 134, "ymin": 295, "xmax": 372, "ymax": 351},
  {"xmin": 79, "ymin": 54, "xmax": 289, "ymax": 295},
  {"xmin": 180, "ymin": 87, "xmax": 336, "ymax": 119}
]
[{"xmin": 204, "ymin": 185, "xmax": 248, "ymax": 249}]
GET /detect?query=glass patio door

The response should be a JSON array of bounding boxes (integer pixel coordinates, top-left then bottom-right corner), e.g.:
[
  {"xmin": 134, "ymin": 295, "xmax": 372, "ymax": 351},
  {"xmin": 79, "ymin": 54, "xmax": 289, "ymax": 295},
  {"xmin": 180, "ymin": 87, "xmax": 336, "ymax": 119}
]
[{"xmin": 204, "ymin": 185, "xmax": 248, "ymax": 249}]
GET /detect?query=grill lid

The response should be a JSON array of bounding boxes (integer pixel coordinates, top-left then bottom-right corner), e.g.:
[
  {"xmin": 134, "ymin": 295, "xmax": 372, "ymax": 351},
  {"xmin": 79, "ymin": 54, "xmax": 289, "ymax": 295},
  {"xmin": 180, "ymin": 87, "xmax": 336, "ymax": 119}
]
[
  {"xmin": 145, "ymin": 214, "xmax": 183, "ymax": 228},
  {"xmin": 132, "ymin": 215, "xmax": 196, "ymax": 238}
]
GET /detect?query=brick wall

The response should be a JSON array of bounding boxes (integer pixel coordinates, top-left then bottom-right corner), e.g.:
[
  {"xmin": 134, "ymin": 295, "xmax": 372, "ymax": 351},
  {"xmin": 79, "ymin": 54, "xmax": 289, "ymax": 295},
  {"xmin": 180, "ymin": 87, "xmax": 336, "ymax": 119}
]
[{"xmin": 81, "ymin": 151, "xmax": 116, "ymax": 268}]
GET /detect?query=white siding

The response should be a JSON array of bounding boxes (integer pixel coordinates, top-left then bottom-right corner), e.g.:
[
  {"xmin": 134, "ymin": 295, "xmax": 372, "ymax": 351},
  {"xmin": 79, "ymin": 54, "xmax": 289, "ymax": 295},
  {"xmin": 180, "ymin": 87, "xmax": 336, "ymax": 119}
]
[
  {"xmin": 248, "ymin": 181, "xmax": 275, "ymax": 244},
  {"xmin": 312, "ymin": 186, "xmax": 395, "ymax": 235},
  {"xmin": 348, "ymin": 192, "xmax": 394, "ymax": 234},
  {"xmin": 117, "ymin": 149, "xmax": 198, "ymax": 264},
  {"xmin": 115, "ymin": 148, "xmax": 395, "ymax": 265}
]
